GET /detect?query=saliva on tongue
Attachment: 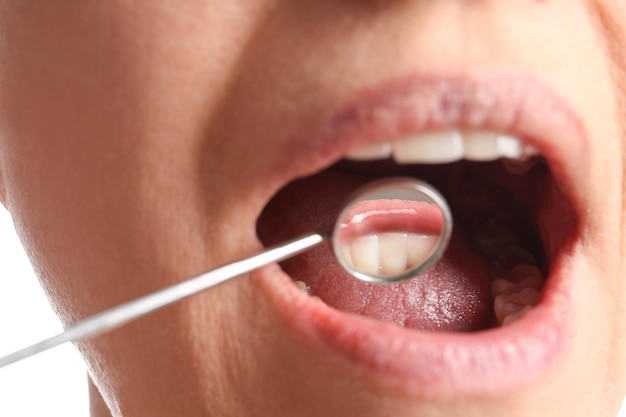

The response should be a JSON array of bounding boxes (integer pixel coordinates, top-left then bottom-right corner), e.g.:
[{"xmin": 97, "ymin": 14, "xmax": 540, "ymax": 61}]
[{"xmin": 257, "ymin": 171, "xmax": 494, "ymax": 332}]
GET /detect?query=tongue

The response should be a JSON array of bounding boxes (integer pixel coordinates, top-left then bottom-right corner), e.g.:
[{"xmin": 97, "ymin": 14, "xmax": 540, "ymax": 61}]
[{"xmin": 257, "ymin": 171, "xmax": 494, "ymax": 332}]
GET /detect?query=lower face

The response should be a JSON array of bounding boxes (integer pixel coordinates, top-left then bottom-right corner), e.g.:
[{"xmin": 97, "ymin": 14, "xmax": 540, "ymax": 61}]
[{"xmin": 0, "ymin": 1, "xmax": 625, "ymax": 416}]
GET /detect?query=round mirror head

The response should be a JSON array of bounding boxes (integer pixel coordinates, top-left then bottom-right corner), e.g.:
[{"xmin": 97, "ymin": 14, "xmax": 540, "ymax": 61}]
[{"xmin": 332, "ymin": 177, "xmax": 453, "ymax": 284}]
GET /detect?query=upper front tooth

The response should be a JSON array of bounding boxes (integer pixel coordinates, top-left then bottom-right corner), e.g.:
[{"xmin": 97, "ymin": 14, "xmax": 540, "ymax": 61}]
[
  {"xmin": 393, "ymin": 130, "xmax": 464, "ymax": 164},
  {"xmin": 463, "ymin": 131, "xmax": 500, "ymax": 161},
  {"xmin": 463, "ymin": 132, "xmax": 527, "ymax": 161},
  {"xmin": 346, "ymin": 129, "xmax": 533, "ymax": 164},
  {"xmin": 345, "ymin": 142, "xmax": 392, "ymax": 161},
  {"xmin": 496, "ymin": 134, "xmax": 525, "ymax": 159}
]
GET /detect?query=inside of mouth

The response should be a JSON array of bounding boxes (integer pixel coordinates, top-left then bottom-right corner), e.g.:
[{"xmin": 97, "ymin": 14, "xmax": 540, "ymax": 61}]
[{"xmin": 256, "ymin": 155, "xmax": 574, "ymax": 332}]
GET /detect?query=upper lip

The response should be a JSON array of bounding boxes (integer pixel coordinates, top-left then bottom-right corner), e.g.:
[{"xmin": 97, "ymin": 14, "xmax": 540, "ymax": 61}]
[
  {"xmin": 274, "ymin": 73, "xmax": 588, "ymax": 225},
  {"xmin": 254, "ymin": 72, "xmax": 588, "ymax": 396}
]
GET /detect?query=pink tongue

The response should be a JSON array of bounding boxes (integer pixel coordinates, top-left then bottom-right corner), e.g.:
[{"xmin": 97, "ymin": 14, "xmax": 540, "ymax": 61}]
[{"xmin": 257, "ymin": 171, "xmax": 494, "ymax": 332}]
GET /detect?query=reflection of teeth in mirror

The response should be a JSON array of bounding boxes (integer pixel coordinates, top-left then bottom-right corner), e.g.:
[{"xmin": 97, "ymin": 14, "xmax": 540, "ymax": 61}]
[
  {"xmin": 340, "ymin": 244, "xmax": 353, "ymax": 267},
  {"xmin": 349, "ymin": 235, "xmax": 380, "ymax": 276},
  {"xmin": 407, "ymin": 233, "xmax": 438, "ymax": 268},
  {"xmin": 378, "ymin": 233, "xmax": 408, "ymax": 276},
  {"xmin": 346, "ymin": 233, "xmax": 438, "ymax": 277}
]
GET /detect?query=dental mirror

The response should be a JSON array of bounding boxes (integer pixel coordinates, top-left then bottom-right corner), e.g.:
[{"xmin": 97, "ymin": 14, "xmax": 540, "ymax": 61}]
[
  {"xmin": 0, "ymin": 177, "xmax": 452, "ymax": 368},
  {"xmin": 332, "ymin": 177, "xmax": 452, "ymax": 284}
]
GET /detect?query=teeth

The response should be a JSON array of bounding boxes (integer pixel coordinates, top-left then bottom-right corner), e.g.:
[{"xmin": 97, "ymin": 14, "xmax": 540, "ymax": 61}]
[
  {"xmin": 393, "ymin": 131, "xmax": 464, "ymax": 164},
  {"xmin": 491, "ymin": 263, "xmax": 544, "ymax": 326},
  {"xmin": 496, "ymin": 135, "xmax": 527, "ymax": 159},
  {"xmin": 501, "ymin": 305, "xmax": 533, "ymax": 326},
  {"xmin": 349, "ymin": 235, "xmax": 380, "ymax": 276},
  {"xmin": 294, "ymin": 280, "xmax": 310, "ymax": 294},
  {"xmin": 345, "ymin": 142, "xmax": 392, "ymax": 160},
  {"xmin": 341, "ymin": 130, "xmax": 547, "ymax": 328},
  {"xmin": 494, "ymin": 287, "xmax": 540, "ymax": 325},
  {"xmin": 345, "ymin": 129, "xmax": 538, "ymax": 164},
  {"xmin": 407, "ymin": 233, "xmax": 437, "ymax": 267},
  {"xmin": 345, "ymin": 232, "xmax": 437, "ymax": 277},
  {"xmin": 378, "ymin": 233, "xmax": 409, "ymax": 276},
  {"xmin": 293, "ymin": 280, "xmax": 324, "ymax": 302},
  {"xmin": 462, "ymin": 131, "xmax": 502, "ymax": 161}
]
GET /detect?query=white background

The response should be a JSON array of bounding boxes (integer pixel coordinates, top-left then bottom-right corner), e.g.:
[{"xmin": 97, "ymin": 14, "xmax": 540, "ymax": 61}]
[
  {"xmin": 0, "ymin": 205, "xmax": 624, "ymax": 417},
  {"xmin": 0, "ymin": 207, "xmax": 88, "ymax": 416}
]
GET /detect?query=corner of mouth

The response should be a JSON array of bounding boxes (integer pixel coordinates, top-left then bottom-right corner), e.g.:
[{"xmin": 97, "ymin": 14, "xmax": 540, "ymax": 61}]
[{"xmin": 254, "ymin": 71, "xmax": 587, "ymax": 397}]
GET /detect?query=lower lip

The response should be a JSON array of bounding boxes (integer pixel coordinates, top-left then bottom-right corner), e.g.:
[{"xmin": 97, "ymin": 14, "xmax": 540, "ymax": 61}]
[{"xmin": 256, "ymin": 242, "xmax": 575, "ymax": 396}]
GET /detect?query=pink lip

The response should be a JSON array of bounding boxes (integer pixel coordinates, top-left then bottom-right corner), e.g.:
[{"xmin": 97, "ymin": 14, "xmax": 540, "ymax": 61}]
[
  {"xmin": 339, "ymin": 199, "xmax": 443, "ymax": 241},
  {"xmin": 255, "ymin": 73, "xmax": 587, "ymax": 396}
]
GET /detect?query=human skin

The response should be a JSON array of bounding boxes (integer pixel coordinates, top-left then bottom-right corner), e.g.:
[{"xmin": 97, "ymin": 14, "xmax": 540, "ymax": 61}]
[{"xmin": 0, "ymin": 1, "xmax": 625, "ymax": 416}]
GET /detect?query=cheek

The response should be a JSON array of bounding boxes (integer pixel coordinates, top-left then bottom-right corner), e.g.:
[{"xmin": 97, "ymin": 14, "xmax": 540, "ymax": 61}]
[
  {"xmin": 0, "ymin": 0, "xmax": 274, "ymax": 317},
  {"xmin": 0, "ymin": 4, "xmax": 279, "ymax": 414}
]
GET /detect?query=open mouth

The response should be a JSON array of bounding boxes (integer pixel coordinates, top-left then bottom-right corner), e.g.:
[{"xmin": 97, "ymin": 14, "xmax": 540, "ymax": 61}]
[
  {"xmin": 254, "ymin": 75, "xmax": 586, "ymax": 394},
  {"xmin": 259, "ymin": 132, "xmax": 555, "ymax": 330}
]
